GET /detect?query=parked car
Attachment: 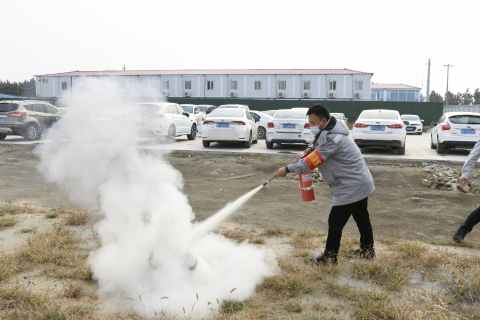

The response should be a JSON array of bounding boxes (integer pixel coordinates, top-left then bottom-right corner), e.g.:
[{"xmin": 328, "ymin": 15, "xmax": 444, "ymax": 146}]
[
  {"xmin": 180, "ymin": 104, "xmax": 206, "ymax": 123},
  {"xmin": 431, "ymin": 112, "xmax": 480, "ymax": 154},
  {"xmin": 330, "ymin": 113, "xmax": 348, "ymax": 127},
  {"xmin": 0, "ymin": 100, "xmax": 60, "ymax": 141},
  {"xmin": 135, "ymin": 102, "xmax": 197, "ymax": 142},
  {"xmin": 263, "ymin": 110, "xmax": 277, "ymax": 117},
  {"xmin": 352, "ymin": 109, "xmax": 407, "ymax": 155},
  {"xmin": 249, "ymin": 110, "xmax": 273, "ymax": 139},
  {"xmin": 197, "ymin": 105, "xmax": 217, "ymax": 114},
  {"xmin": 401, "ymin": 114, "xmax": 423, "ymax": 135},
  {"xmin": 217, "ymin": 104, "xmax": 251, "ymax": 110},
  {"xmin": 265, "ymin": 109, "xmax": 314, "ymax": 149},
  {"xmin": 201, "ymin": 109, "xmax": 258, "ymax": 148}
]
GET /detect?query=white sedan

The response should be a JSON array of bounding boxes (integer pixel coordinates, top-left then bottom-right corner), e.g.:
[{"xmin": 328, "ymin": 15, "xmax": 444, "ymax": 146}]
[
  {"xmin": 352, "ymin": 109, "xmax": 407, "ymax": 155},
  {"xmin": 180, "ymin": 104, "xmax": 206, "ymax": 123},
  {"xmin": 331, "ymin": 113, "xmax": 348, "ymax": 127},
  {"xmin": 134, "ymin": 102, "xmax": 197, "ymax": 142},
  {"xmin": 431, "ymin": 112, "xmax": 480, "ymax": 154},
  {"xmin": 201, "ymin": 109, "xmax": 258, "ymax": 148},
  {"xmin": 265, "ymin": 109, "xmax": 314, "ymax": 149},
  {"xmin": 249, "ymin": 110, "xmax": 273, "ymax": 139},
  {"xmin": 401, "ymin": 114, "xmax": 423, "ymax": 135}
]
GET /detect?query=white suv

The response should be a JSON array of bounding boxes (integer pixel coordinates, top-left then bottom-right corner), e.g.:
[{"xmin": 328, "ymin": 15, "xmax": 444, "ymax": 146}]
[
  {"xmin": 431, "ymin": 112, "xmax": 480, "ymax": 154},
  {"xmin": 352, "ymin": 109, "xmax": 407, "ymax": 155}
]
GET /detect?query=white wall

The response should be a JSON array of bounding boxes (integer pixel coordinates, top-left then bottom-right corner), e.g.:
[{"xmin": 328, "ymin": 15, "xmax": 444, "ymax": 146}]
[{"xmin": 36, "ymin": 73, "xmax": 372, "ymax": 100}]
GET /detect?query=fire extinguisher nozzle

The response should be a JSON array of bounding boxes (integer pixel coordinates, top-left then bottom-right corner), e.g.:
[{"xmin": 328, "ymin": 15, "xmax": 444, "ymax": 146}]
[{"xmin": 262, "ymin": 175, "xmax": 277, "ymax": 187}]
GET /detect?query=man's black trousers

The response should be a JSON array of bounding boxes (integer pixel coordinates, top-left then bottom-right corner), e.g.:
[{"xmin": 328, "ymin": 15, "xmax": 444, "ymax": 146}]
[
  {"xmin": 460, "ymin": 205, "xmax": 480, "ymax": 232},
  {"xmin": 324, "ymin": 197, "xmax": 374, "ymax": 256}
]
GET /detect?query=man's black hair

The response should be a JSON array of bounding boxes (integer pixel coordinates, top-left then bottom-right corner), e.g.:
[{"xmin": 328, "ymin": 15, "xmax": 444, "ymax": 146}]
[{"xmin": 307, "ymin": 104, "xmax": 330, "ymax": 120}]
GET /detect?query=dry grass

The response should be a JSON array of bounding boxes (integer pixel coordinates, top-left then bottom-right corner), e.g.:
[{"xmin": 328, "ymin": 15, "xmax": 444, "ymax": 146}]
[
  {"xmin": 352, "ymin": 257, "xmax": 411, "ymax": 291},
  {"xmin": 45, "ymin": 212, "xmax": 58, "ymax": 218},
  {"xmin": 221, "ymin": 229, "xmax": 249, "ymax": 243},
  {"xmin": 63, "ymin": 208, "xmax": 94, "ymax": 226},
  {"xmin": 0, "ymin": 216, "xmax": 18, "ymax": 228},
  {"xmin": 20, "ymin": 228, "xmax": 33, "ymax": 233},
  {"xmin": 252, "ymin": 162, "xmax": 280, "ymax": 172},
  {"xmin": 394, "ymin": 241, "xmax": 427, "ymax": 259},
  {"xmin": 429, "ymin": 237, "xmax": 480, "ymax": 248},
  {"xmin": 63, "ymin": 281, "xmax": 84, "ymax": 298},
  {"xmin": 169, "ymin": 153, "xmax": 189, "ymax": 158},
  {"xmin": 264, "ymin": 228, "xmax": 288, "ymax": 236},
  {"xmin": 235, "ymin": 159, "xmax": 250, "ymax": 165},
  {"xmin": 249, "ymin": 238, "xmax": 265, "ymax": 245},
  {"xmin": 0, "ymin": 204, "xmax": 34, "ymax": 216}
]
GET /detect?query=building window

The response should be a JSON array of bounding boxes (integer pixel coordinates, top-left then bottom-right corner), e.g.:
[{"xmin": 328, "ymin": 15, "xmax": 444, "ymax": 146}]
[
  {"xmin": 303, "ymin": 81, "xmax": 311, "ymax": 90},
  {"xmin": 61, "ymin": 82, "xmax": 67, "ymax": 90},
  {"xmin": 329, "ymin": 81, "xmax": 336, "ymax": 90},
  {"xmin": 255, "ymin": 81, "xmax": 261, "ymax": 90},
  {"xmin": 207, "ymin": 81, "xmax": 214, "ymax": 90},
  {"xmin": 230, "ymin": 80, "xmax": 237, "ymax": 90},
  {"xmin": 42, "ymin": 79, "xmax": 48, "ymax": 84},
  {"xmin": 355, "ymin": 81, "xmax": 363, "ymax": 90},
  {"xmin": 185, "ymin": 81, "xmax": 191, "ymax": 90},
  {"xmin": 163, "ymin": 81, "xmax": 169, "ymax": 90},
  {"xmin": 278, "ymin": 81, "xmax": 286, "ymax": 90}
]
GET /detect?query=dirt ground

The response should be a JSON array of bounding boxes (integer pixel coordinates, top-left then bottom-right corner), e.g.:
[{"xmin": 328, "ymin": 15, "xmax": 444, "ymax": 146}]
[{"xmin": 1, "ymin": 145, "xmax": 480, "ymax": 319}]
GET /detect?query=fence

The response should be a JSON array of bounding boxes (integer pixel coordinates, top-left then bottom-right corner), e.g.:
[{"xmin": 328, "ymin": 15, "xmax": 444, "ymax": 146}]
[{"xmin": 444, "ymin": 105, "xmax": 480, "ymax": 114}]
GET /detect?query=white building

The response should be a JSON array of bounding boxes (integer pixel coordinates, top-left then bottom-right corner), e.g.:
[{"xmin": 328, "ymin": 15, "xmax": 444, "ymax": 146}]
[{"xmin": 35, "ymin": 69, "xmax": 373, "ymax": 101}]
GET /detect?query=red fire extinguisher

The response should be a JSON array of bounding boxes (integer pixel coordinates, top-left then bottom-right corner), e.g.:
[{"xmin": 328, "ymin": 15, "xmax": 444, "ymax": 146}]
[{"xmin": 298, "ymin": 155, "xmax": 315, "ymax": 202}]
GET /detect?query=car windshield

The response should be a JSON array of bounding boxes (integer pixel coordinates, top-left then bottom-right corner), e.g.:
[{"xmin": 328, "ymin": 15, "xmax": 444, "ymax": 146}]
[
  {"xmin": 360, "ymin": 110, "xmax": 398, "ymax": 120},
  {"xmin": 199, "ymin": 107, "xmax": 207, "ymax": 112},
  {"xmin": 218, "ymin": 105, "xmax": 239, "ymax": 109},
  {"xmin": 134, "ymin": 104, "xmax": 163, "ymax": 113},
  {"xmin": 274, "ymin": 110, "xmax": 307, "ymax": 119},
  {"xmin": 0, "ymin": 103, "xmax": 19, "ymax": 112},
  {"xmin": 181, "ymin": 105, "xmax": 194, "ymax": 113},
  {"xmin": 449, "ymin": 115, "xmax": 480, "ymax": 124},
  {"xmin": 208, "ymin": 110, "xmax": 244, "ymax": 118},
  {"xmin": 401, "ymin": 115, "xmax": 420, "ymax": 121},
  {"xmin": 331, "ymin": 113, "xmax": 345, "ymax": 120}
]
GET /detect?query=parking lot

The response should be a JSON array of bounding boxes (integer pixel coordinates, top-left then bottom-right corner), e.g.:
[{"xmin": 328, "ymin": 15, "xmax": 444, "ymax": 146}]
[{"xmin": 0, "ymin": 130, "xmax": 475, "ymax": 163}]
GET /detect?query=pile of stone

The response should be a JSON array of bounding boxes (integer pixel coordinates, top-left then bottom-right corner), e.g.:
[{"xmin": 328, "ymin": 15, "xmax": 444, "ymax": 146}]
[
  {"xmin": 285, "ymin": 167, "xmax": 324, "ymax": 183},
  {"xmin": 421, "ymin": 163, "xmax": 479, "ymax": 193}
]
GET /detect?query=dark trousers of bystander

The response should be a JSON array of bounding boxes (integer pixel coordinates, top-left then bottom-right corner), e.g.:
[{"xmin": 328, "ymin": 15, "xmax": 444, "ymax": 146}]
[
  {"xmin": 460, "ymin": 205, "xmax": 480, "ymax": 232},
  {"xmin": 324, "ymin": 197, "xmax": 374, "ymax": 256}
]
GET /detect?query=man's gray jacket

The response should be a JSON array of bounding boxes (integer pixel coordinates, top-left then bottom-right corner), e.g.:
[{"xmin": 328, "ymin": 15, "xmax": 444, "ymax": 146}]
[
  {"xmin": 287, "ymin": 118, "xmax": 375, "ymax": 207},
  {"xmin": 461, "ymin": 140, "xmax": 480, "ymax": 179}
]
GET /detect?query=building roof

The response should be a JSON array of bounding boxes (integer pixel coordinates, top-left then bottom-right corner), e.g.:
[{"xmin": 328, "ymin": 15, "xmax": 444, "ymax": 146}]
[
  {"xmin": 35, "ymin": 68, "xmax": 373, "ymax": 77},
  {"xmin": 371, "ymin": 83, "xmax": 421, "ymax": 90}
]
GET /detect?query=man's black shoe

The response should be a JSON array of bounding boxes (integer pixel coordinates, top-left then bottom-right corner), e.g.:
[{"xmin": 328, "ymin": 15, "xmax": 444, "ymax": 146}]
[
  {"xmin": 352, "ymin": 247, "xmax": 376, "ymax": 259},
  {"xmin": 310, "ymin": 255, "xmax": 337, "ymax": 266},
  {"xmin": 453, "ymin": 228, "xmax": 468, "ymax": 243}
]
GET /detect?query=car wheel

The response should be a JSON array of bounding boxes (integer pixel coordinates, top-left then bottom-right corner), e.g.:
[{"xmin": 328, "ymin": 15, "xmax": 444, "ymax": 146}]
[
  {"xmin": 24, "ymin": 124, "xmax": 38, "ymax": 141},
  {"xmin": 187, "ymin": 124, "xmax": 197, "ymax": 140},
  {"xmin": 266, "ymin": 141, "xmax": 273, "ymax": 149},
  {"xmin": 244, "ymin": 132, "xmax": 252, "ymax": 148},
  {"xmin": 202, "ymin": 141, "xmax": 210, "ymax": 147},
  {"xmin": 0, "ymin": 135, "xmax": 6, "ymax": 140},
  {"xmin": 166, "ymin": 125, "xmax": 176, "ymax": 143},
  {"xmin": 430, "ymin": 135, "xmax": 437, "ymax": 149},
  {"xmin": 257, "ymin": 127, "xmax": 266, "ymax": 139},
  {"xmin": 398, "ymin": 143, "xmax": 406, "ymax": 155},
  {"xmin": 437, "ymin": 137, "xmax": 445, "ymax": 154}
]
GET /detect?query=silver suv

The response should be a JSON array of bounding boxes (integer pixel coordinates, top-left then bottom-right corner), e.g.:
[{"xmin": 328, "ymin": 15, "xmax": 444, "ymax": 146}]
[{"xmin": 0, "ymin": 100, "xmax": 60, "ymax": 140}]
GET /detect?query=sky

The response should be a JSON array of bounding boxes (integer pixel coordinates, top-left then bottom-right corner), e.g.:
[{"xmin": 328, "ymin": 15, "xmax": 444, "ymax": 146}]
[{"xmin": 1, "ymin": 0, "xmax": 479, "ymax": 96}]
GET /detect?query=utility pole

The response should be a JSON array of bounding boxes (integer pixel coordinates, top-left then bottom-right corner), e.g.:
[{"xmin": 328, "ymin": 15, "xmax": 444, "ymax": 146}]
[
  {"xmin": 444, "ymin": 64, "xmax": 454, "ymax": 106},
  {"xmin": 426, "ymin": 59, "xmax": 431, "ymax": 102},
  {"xmin": 123, "ymin": 64, "xmax": 126, "ymax": 71}
]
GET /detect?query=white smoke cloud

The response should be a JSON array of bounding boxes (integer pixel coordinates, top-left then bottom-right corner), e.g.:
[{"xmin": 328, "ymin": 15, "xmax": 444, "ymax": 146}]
[{"xmin": 35, "ymin": 78, "xmax": 276, "ymax": 318}]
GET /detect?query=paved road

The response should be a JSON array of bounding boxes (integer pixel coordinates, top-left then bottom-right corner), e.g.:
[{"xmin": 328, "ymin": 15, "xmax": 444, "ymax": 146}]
[{"xmin": 0, "ymin": 131, "xmax": 476, "ymax": 163}]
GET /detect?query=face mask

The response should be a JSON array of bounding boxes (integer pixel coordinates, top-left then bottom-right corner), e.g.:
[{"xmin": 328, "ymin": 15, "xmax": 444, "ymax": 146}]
[{"xmin": 310, "ymin": 126, "xmax": 320, "ymax": 136}]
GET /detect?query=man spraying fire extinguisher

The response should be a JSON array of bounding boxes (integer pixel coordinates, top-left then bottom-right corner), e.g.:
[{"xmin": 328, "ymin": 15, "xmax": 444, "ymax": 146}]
[{"xmin": 275, "ymin": 104, "xmax": 376, "ymax": 265}]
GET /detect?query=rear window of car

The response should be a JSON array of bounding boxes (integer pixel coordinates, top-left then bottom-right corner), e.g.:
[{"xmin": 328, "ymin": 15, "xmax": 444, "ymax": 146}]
[
  {"xmin": 218, "ymin": 105, "xmax": 239, "ymax": 109},
  {"xmin": 274, "ymin": 110, "xmax": 307, "ymax": 119},
  {"xmin": 331, "ymin": 113, "xmax": 345, "ymax": 120},
  {"xmin": 359, "ymin": 110, "xmax": 399, "ymax": 120},
  {"xmin": 134, "ymin": 104, "xmax": 163, "ymax": 113},
  {"xmin": 401, "ymin": 115, "xmax": 420, "ymax": 121},
  {"xmin": 181, "ymin": 106, "xmax": 194, "ymax": 113},
  {"xmin": 0, "ymin": 103, "xmax": 19, "ymax": 112},
  {"xmin": 449, "ymin": 115, "xmax": 480, "ymax": 124},
  {"xmin": 208, "ymin": 110, "xmax": 244, "ymax": 118},
  {"xmin": 199, "ymin": 107, "xmax": 207, "ymax": 112}
]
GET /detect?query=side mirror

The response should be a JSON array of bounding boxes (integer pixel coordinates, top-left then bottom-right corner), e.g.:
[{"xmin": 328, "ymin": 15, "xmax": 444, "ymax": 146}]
[
  {"xmin": 403, "ymin": 121, "xmax": 410, "ymax": 125},
  {"xmin": 432, "ymin": 122, "xmax": 437, "ymax": 126},
  {"xmin": 345, "ymin": 118, "xmax": 348, "ymax": 121},
  {"xmin": 421, "ymin": 119, "xmax": 424, "ymax": 122},
  {"xmin": 255, "ymin": 118, "xmax": 259, "ymax": 123},
  {"xmin": 183, "ymin": 112, "xmax": 189, "ymax": 117}
]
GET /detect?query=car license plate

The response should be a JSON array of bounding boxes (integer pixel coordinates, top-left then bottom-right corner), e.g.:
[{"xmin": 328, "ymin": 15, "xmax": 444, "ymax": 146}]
[
  {"xmin": 406, "ymin": 127, "xmax": 414, "ymax": 131},
  {"xmin": 283, "ymin": 124, "xmax": 295, "ymax": 129},
  {"xmin": 217, "ymin": 123, "xmax": 229, "ymax": 128},
  {"xmin": 370, "ymin": 126, "xmax": 385, "ymax": 131},
  {"xmin": 0, "ymin": 118, "xmax": 4, "ymax": 122},
  {"xmin": 461, "ymin": 129, "xmax": 476, "ymax": 134}
]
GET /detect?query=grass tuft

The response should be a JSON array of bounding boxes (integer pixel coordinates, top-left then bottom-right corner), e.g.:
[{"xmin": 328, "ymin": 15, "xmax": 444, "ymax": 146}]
[
  {"xmin": 283, "ymin": 301, "xmax": 303, "ymax": 312},
  {"xmin": 20, "ymin": 228, "xmax": 33, "ymax": 233},
  {"xmin": 0, "ymin": 216, "xmax": 18, "ymax": 228},
  {"xmin": 45, "ymin": 213, "xmax": 58, "ymax": 218},
  {"xmin": 63, "ymin": 281, "xmax": 84, "ymax": 298},
  {"xmin": 63, "ymin": 209, "xmax": 94, "ymax": 226},
  {"xmin": 264, "ymin": 228, "xmax": 287, "ymax": 236},
  {"xmin": 221, "ymin": 300, "xmax": 245, "ymax": 313},
  {"xmin": 250, "ymin": 238, "xmax": 265, "ymax": 245}
]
